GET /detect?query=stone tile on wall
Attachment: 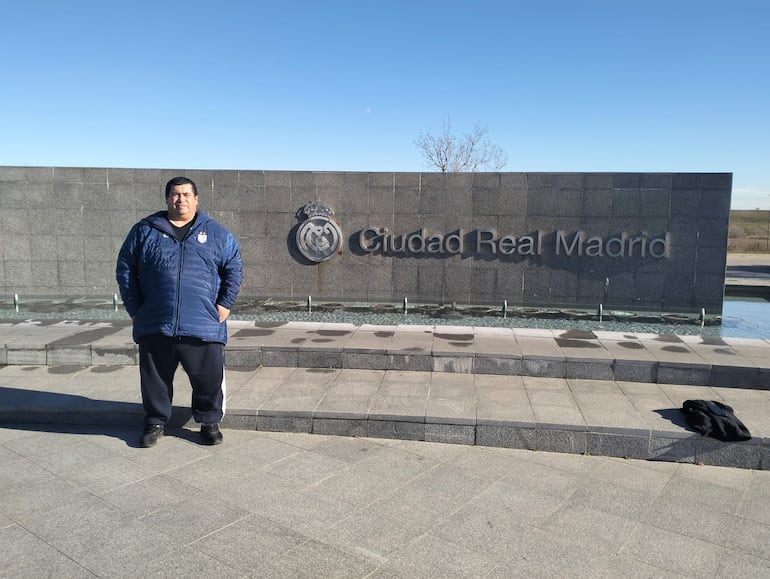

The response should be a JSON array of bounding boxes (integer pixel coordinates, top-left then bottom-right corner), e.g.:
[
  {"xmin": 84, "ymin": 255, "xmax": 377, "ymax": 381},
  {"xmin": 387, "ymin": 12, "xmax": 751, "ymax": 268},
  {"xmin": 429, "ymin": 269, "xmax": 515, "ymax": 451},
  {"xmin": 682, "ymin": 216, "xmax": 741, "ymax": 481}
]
[
  {"xmin": 30, "ymin": 235, "xmax": 58, "ymax": 261},
  {"xmin": 640, "ymin": 173, "xmax": 673, "ymax": 190},
  {"xmin": 341, "ymin": 264, "xmax": 369, "ymax": 298},
  {"xmin": 24, "ymin": 167, "xmax": 54, "ymax": 182},
  {"xmin": 240, "ymin": 262, "xmax": 267, "ymax": 293},
  {"xmin": 700, "ymin": 173, "xmax": 732, "ymax": 189},
  {"xmin": 3, "ymin": 233, "xmax": 31, "ymax": 261},
  {"xmin": 583, "ymin": 189, "xmax": 613, "ymax": 217},
  {"xmin": 548, "ymin": 269, "xmax": 579, "ymax": 303},
  {"xmin": 527, "ymin": 173, "xmax": 558, "ymax": 193},
  {"xmin": 669, "ymin": 189, "xmax": 701, "ymax": 217},
  {"xmin": 58, "ymin": 261, "xmax": 85, "ymax": 286},
  {"xmin": 500, "ymin": 190, "xmax": 528, "ymax": 217},
  {"xmin": 472, "ymin": 186, "xmax": 503, "ymax": 216},
  {"xmin": 106, "ymin": 168, "xmax": 137, "ymax": 183},
  {"xmin": 672, "ymin": 173, "xmax": 702, "ymax": 189},
  {"xmin": 604, "ymin": 271, "xmax": 636, "ymax": 302},
  {"xmin": 0, "ymin": 182, "xmax": 29, "ymax": 207},
  {"xmin": 86, "ymin": 261, "xmax": 116, "ymax": 292},
  {"xmin": 611, "ymin": 189, "xmax": 641, "ymax": 217},
  {"xmin": 696, "ymin": 246, "xmax": 730, "ymax": 275},
  {"xmin": 663, "ymin": 273, "xmax": 696, "ymax": 309},
  {"xmin": 366, "ymin": 259, "xmax": 395, "ymax": 301},
  {"xmin": 132, "ymin": 183, "xmax": 165, "ymax": 209},
  {"xmin": 419, "ymin": 186, "xmax": 451, "ymax": 216},
  {"xmin": 470, "ymin": 266, "xmax": 497, "ymax": 302},
  {"xmin": 639, "ymin": 190, "xmax": 671, "ymax": 218},
  {"xmin": 31, "ymin": 260, "xmax": 59, "ymax": 288},
  {"xmin": 392, "ymin": 263, "xmax": 419, "ymax": 297},
  {"xmin": 394, "ymin": 186, "xmax": 421, "ymax": 215},
  {"xmin": 0, "ymin": 167, "xmax": 28, "ymax": 181},
  {"xmin": 53, "ymin": 167, "xmax": 108, "ymax": 183},
  {"xmin": 700, "ymin": 190, "xmax": 732, "ymax": 219},
  {"xmin": 56, "ymin": 236, "xmax": 85, "ymax": 261},
  {"xmin": 694, "ymin": 273, "xmax": 728, "ymax": 305},
  {"xmin": 236, "ymin": 185, "xmax": 267, "ymax": 216},
  {"xmin": 264, "ymin": 263, "xmax": 292, "ymax": 298},
  {"xmin": 612, "ymin": 174, "xmax": 641, "ymax": 189},
  {"xmin": 583, "ymin": 173, "xmax": 613, "ymax": 190},
  {"xmin": 1, "ymin": 208, "xmax": 29, "ymax": 235},
  {"xmin": 263, "ymin": 184, "xmax": 293, "ymax": 213},
  {"xmin": 234, "ymin": 211, "xmax": 267, "ymax": 240},
  {"xmin": 632, "ymin": 272, "xmax": 666, "ymax": 301},
  {"xmin": 4, "ymin": 261, "xmax": 33, "ymax": 287}
]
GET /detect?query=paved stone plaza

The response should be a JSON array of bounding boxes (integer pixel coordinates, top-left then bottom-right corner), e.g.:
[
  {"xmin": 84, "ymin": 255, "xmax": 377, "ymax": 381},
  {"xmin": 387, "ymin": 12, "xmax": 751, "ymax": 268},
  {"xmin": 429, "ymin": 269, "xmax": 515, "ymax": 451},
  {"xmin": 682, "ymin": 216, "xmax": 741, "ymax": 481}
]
[
  {"xmin": 2, "ymin": 424, "xmax": 770, "ymax": 577},
  {"xmin": 2, "ymin": 319, "xmax": 770, "ymax": 576}
]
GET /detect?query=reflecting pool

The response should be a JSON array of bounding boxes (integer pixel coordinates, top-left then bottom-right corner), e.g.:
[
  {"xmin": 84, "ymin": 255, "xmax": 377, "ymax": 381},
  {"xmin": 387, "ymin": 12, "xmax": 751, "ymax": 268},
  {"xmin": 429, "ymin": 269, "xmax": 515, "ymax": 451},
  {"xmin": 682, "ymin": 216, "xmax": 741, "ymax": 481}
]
[{"xmin": 2, "ymin": 295, "xmax": 769, "ymax": 340}]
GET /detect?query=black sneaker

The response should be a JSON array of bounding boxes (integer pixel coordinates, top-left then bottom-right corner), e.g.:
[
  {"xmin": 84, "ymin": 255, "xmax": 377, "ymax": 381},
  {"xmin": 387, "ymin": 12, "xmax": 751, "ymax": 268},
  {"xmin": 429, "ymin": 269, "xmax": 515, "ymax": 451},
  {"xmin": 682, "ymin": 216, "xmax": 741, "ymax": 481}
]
[
  {"xmin": 140, "ymin": 424, "xmax": 164, "ymax": 448},
  {"xmin": 201, "ymin": 423, "xmax": 223, "ymax": 445}
]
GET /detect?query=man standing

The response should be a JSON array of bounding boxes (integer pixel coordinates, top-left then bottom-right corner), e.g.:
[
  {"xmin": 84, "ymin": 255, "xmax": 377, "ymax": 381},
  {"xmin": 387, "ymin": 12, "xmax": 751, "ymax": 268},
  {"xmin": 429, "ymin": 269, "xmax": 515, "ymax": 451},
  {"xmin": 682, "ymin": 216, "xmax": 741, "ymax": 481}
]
[{"xmin": 116, "ymin": 176, "xmax": 243, "ymax": 447}]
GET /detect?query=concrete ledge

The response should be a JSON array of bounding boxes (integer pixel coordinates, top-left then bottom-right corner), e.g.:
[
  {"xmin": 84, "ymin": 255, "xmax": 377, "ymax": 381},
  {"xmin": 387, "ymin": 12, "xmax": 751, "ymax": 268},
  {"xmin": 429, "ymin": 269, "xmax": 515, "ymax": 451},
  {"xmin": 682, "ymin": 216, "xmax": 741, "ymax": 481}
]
[
  {"xmin": 709, "ymin": 365, "xmax": 761, "ymax": 388},
  {"xmin": 2, "ymin": 401, "xmax": 767, "ymax": 470},
  {"xmin": 658, "ymin": 363, "xmax": 711, "ymax": 386},
  {"xmin": 6, "ymin": 345, "xmax": 47, "ymax": 365},
  {"xmin": 4, "ymin": 338, "xmax": 770, "ymax": 390}
]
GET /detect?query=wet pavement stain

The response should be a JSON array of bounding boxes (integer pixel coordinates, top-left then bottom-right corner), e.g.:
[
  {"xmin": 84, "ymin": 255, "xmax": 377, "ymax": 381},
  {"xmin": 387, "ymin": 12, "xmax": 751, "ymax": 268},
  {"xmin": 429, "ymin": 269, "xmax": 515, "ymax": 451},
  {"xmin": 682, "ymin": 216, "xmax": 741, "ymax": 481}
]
[
  {"xmin": 618, "ymin": 341, "xmax": 645, "ymax": 350},
  {"xmin": 47, "ymin": 327, "xmax": 125, "ymax": 346},
  {"xmin": 374, "ymin": 332, "xmax": 394, "ymax": 338},
  {"xmin": 434, "ymin": 333, "xmax": 473, "ymax": 341},
  {"xmin": 47, "ymin": 366, "xmax": 87, "ymax": 374},
  {"xmin": 233, "ymin": 329, "xmax": 275, "ymax": 337},
  {"xmin": 555, "ymin": 338, "xmax": 602, "ymax": 348},
  {"xmin": 316, "ymin": 330, "xmax": 351, "ymax": 337},
  {"xmin": 655, "ymin": 334, "xmax": 683, "ymax": 343},
  {"xmin": 559, "ymin": 330, "xmax": 597, "ymax": 340},
  {"xmin": 662, "ymin": 345, "xmax": 690, "ymax": 353}
]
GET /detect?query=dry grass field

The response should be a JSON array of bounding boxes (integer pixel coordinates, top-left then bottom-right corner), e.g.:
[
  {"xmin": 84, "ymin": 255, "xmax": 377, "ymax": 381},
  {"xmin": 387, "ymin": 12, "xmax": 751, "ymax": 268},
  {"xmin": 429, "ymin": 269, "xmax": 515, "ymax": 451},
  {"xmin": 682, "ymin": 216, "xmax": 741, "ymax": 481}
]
[{"xmin": 729, "ymin": 210, "xmax": 770, "ymax": 253}]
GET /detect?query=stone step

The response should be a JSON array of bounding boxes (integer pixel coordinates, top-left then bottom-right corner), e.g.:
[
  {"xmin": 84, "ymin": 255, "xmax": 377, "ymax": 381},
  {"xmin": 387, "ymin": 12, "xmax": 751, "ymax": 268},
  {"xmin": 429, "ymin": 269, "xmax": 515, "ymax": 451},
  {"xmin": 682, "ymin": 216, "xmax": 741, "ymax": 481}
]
[
  {"xmin": 0, "ymin": 364, "xmax": 767, "ymax": 471},
  {"xmin": 2, "ymin": 320, "xmax": 770, "ymax": 389}
]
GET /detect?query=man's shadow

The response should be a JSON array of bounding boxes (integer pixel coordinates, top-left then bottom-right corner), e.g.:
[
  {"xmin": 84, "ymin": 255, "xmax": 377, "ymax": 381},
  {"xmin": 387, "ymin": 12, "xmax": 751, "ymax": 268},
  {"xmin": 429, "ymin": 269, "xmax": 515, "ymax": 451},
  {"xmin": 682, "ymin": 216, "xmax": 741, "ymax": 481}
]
[{"xmin": 0, "ymin": 386, "xmax": 197, "ymax": 447}]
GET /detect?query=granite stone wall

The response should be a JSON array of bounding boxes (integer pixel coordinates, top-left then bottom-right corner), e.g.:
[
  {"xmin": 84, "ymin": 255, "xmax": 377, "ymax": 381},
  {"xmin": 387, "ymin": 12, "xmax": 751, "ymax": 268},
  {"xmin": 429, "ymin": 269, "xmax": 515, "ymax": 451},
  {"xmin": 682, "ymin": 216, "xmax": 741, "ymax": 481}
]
[{"xmin": 0, "ymin": 167, "xmax": 731, "ymax": 313}]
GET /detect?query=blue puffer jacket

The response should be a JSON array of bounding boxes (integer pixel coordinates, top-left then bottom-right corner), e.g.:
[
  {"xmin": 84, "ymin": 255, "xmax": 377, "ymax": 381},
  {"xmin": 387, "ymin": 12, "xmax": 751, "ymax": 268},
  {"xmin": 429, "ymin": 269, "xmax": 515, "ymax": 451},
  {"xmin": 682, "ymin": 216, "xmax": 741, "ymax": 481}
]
[{"xmin": 116, "ymin": 211, "xmax": 243, "ymax": 344}]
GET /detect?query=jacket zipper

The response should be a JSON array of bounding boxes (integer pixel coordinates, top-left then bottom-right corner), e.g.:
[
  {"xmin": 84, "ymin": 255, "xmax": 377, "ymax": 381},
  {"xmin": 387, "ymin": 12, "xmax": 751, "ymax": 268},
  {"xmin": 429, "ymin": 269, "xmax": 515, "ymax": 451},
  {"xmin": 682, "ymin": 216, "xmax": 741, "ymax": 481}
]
[{"xmin": 171, "ymin": 237, "xmax": 185, "ymax": 336}]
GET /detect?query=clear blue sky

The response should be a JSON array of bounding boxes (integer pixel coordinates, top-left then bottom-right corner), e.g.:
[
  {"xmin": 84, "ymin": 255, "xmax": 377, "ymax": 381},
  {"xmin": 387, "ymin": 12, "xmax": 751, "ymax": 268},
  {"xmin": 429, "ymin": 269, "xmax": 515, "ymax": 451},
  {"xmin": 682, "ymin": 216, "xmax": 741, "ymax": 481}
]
[{"xmin": 1, "ymin": 1, "xmax": 768, "ymax": 208}]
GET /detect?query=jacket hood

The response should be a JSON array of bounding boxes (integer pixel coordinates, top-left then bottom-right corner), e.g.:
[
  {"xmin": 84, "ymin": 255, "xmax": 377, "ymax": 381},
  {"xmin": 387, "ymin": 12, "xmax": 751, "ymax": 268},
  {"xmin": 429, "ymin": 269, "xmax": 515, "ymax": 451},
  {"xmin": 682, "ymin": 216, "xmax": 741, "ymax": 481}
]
[{"xmin": 142, "ymin": 210, "xmax": 213, "ymax": 235}]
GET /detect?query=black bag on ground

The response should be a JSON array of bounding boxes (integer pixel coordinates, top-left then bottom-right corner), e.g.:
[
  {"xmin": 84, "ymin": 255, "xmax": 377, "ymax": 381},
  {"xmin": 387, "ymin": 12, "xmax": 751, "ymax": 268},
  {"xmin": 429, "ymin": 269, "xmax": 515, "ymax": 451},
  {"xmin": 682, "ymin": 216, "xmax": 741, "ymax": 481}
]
[{"xmin": 681, "ymin": 399, "xmax": 751, "ymax": 442}]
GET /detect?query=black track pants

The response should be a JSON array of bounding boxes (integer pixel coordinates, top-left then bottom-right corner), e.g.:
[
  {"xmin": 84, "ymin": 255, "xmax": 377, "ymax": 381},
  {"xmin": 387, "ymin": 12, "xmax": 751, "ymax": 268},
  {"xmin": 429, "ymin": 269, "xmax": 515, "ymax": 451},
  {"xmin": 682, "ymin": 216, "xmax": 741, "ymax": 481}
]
[{"xmin": 138, "ymin": 334, "xmax": 225, "ymax": 426}]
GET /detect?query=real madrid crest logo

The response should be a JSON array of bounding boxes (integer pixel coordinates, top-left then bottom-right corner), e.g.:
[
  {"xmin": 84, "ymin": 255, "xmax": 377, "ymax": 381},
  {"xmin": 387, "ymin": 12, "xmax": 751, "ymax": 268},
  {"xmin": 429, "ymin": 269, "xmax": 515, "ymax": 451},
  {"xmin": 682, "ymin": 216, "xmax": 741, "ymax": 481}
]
[{"xmin": 296, "ymin": 201, "xmax": 342, "ymax": 263}]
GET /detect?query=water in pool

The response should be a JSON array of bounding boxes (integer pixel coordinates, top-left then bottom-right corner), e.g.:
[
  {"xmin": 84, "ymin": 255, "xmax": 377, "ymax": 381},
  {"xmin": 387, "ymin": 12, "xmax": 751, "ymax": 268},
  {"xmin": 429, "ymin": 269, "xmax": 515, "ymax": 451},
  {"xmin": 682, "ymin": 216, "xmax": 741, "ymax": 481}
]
[{"xmin": 2, "ymin": 295, "xmax": 769, "ymax": 340}]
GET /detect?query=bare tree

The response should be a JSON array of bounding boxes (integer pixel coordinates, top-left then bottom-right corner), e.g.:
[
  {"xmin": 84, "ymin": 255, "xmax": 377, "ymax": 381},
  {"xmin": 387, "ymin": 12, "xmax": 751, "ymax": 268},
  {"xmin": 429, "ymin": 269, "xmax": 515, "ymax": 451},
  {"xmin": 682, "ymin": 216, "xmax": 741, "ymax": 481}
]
[{"xmin": 415, "ymin": 118, "xmax": 508, "ymax": 172}]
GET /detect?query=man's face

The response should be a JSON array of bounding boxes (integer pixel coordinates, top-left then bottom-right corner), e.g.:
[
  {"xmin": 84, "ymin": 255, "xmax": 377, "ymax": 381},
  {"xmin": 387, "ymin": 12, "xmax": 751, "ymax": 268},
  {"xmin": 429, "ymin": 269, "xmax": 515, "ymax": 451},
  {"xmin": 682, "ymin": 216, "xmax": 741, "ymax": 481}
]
[{"xmin": 166, "ymin": 183, "xmax": 198, "ymax": 221}]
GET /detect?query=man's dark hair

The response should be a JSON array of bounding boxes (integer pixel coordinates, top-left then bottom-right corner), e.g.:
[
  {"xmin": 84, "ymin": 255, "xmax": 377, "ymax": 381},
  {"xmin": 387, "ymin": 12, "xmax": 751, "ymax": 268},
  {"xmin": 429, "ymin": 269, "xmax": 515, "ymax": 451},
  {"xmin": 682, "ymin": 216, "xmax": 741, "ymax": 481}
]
[{"xmin": 165, "ymin": 176, "xmax": 198, "ymax": 198}]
